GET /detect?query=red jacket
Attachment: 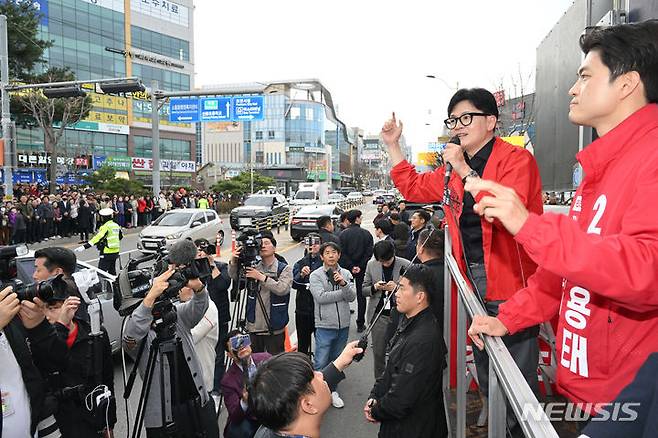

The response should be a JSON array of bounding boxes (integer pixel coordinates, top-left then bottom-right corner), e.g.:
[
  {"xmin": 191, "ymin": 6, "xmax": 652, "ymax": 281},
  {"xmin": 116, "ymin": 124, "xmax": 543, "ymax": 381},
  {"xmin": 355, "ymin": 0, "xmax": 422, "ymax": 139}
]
[
  {"xmin": 391, "ymin": 137, "xmax": 543, "ymax": 301},
  {"xmin": 137, "ymin": 199, "xmax": 146, "ymax": 213},
  {"xmin": 498, "ymin": 104, "xmax": 658, "ymax": 407}
]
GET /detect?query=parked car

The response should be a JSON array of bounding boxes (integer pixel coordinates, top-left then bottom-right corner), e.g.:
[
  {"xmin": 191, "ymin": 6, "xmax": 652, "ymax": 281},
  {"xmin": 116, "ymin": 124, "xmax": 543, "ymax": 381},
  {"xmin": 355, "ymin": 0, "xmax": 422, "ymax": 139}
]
[
  {"xmin": 362, "ymin": 190, "xmax": 373, "ymax": 196},
  {"xmin": 15, "ymin": 252, "xmax": 122, "ymax": 353},
  {"xmin": 290, "ymin": 189, "xmax": 320, "ymax": 207},
  {"xmin": 327, "ymin": 193, "xmax": 346, "ymax": 205},
  {"xmin": 138, "ymin": 208, "xmax": 224, "ymax": 253},
  {"xmin": 373, "ymin": 194, "xmax": 385, "ymax": 205},
  {"xmin": 230, "ymin": 193, "xmax": 290, "ymax": 231},
  {"xmin": 290, "ymin": 204, "xmax": 343, "ymax": 241},
  {"xmin": 346, "ymin": 191, "xmax": 363, "ymax": 202}
]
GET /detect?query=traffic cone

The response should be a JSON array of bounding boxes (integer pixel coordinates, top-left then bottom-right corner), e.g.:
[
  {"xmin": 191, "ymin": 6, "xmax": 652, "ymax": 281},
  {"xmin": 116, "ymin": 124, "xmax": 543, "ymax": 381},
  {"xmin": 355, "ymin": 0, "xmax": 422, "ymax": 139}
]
[
  {"xmin": 215, "ymin": 231, "xmax": 222, "ymax": 257},
  {"xmin": 284, "ymin": 326, "xmax": 296, "ymax": 352}
]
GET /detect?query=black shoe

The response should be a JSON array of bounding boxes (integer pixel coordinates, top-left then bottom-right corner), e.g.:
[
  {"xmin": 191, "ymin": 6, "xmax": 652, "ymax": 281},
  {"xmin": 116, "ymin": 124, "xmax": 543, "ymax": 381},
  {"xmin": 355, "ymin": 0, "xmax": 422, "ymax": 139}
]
[{"xmin": 357, "ymin": 325, "xmax": 365, "ymax": 333}]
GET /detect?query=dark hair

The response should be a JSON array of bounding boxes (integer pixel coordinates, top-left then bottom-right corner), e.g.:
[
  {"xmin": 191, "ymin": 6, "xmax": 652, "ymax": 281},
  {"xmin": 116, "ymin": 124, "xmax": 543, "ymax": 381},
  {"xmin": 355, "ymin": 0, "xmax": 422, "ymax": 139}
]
[
  {"xmin": 374, "ymin": 219, "xmax": 393, "ymax": 236},
  {"xmin": 248, "ymin": 352, "xmax": 315, "ymax": 431},
  {"xmin": 34, "ymin": 247, "xmax": 76, "ymax": 276},
  {"xmin": 413, "ymin": 209, "xmax": 431, "ymax": 224},
  {"xmin": 401, "ymin": 264, "xmax": 435, "ymax": 305},
  {"xmin": 389, "ymin": 212, "xmax": 401, "ymax": 222},
  {"xmin": 373, "ymin": 240, "xmax": 395, "ymax": 262},
  {"xmin": 447, "ymin": 88, "xmax": 499, "ymax": 119},
  {"xmin": 316, "ymin": 215, "xmax": 332, "ymax": 230},
  {"xmin": 417, "ymin": 228, "xmax": 444, "ymax": 258},
  {"xmin": 260, "ymin": 230, "xmax": 277, "ymax": 248},
  {"xmin": 319, "ymin": 241, "xmax": 341, "ymax": 255},
  {"xmin": 339, "ymin": 211, "xmax": 348, "ymax": 223},
  {"xmin": 223, "ymin": 329, "xmax": 246, "ymax": 353},
  {"xmin": 346, "ymin": 209, "xmax": 362, "ymax": 224},
  {"xmin": 579, "ymin": 20, "xmax": 658, "ymax": 103},
  {"xmin": 392, "ymin": 223, "xmax": 409, "ymax": 240}
]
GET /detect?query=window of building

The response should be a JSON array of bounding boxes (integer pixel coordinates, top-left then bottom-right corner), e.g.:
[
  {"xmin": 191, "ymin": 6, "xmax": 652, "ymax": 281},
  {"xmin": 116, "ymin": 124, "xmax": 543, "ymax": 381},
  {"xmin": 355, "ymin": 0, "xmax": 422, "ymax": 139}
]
[
  {"xmin": 268, "ymin": 130, "xmax": 275, "ymax": 140},
  {"xmin": 255, "ymin": 131, "xmax": 263, "ymax": 140}
]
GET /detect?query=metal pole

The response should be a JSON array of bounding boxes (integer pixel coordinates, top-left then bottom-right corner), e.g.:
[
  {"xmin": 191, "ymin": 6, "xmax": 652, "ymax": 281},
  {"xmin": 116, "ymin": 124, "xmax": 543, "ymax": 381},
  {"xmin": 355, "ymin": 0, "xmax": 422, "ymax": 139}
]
[
  {"xmin": 151, "ymin": 80, "xmax": 160, "ymax": 197},
  {"xmin": 1, "ymin": 16, "xmax": 12, "ymax": 197}
]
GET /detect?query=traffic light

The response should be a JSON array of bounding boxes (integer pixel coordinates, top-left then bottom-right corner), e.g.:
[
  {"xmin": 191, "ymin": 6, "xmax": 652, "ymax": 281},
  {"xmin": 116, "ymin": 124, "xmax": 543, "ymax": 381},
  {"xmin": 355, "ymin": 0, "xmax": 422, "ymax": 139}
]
[
  {"xmin": 100, "ymin": 79, "xmax": 145, "ymax": 94},
  {"xmin": 43, "ymin": 86, "xmax": 87, "ymax": 99}
]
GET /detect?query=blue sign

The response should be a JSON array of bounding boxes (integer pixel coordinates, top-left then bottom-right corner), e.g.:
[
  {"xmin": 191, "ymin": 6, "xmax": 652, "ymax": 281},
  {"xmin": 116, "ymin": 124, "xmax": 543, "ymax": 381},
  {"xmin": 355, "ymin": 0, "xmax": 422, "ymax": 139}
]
[
  {"xmin": 169, "ymin": 98, "xmax": 200, "ymax": 122},
  {"xmin": 200, "ymin": 97, "xmax": 231, "ymax": 121},
  {"xmin": 34, "ymin": 0, "xmax": 48, "ymax": 26},
  {"xmin": 232, "ymin": 96, "xmax": 264, "ymax": 121},
  {"xmin": 94, "ymin": 155, "xmax": 106, "ymax": 169}
]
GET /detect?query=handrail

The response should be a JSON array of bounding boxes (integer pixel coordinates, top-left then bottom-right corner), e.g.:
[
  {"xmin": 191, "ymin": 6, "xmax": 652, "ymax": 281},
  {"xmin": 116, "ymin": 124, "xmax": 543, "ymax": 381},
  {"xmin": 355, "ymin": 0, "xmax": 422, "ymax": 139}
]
[{"xmin": 444, "ymin": 225, "xmax": 558, "ymax": 438}]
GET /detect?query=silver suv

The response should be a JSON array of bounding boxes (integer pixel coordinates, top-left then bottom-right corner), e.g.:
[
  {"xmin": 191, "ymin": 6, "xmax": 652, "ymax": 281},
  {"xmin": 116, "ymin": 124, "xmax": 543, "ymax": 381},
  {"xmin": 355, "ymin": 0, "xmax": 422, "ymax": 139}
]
[{"xmin": 137, "ymin": 208, "xmax": 224, "ymax": 253}]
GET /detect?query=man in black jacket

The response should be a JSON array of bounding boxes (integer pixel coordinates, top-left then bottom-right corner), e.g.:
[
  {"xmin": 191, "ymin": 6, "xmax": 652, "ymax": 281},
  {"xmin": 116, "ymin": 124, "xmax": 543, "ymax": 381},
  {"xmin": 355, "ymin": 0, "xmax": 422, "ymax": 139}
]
[
  {"xmin": 365, "ymin": 264, "xmax": 448, "ymax": 438},
  {"xmin": 194, "ymin": 238, "xmax": 232, "ymax": 398},
  {"xmin": 416, "ymin": 228, "xmax": 445, "ymax": 326},
  {"xmin": 315, "ymin": 216, "xmax": 340, "ymax": 245},
  {"xmin": 292, "ymin": 233, "xmax": 323, "ymax": 356},
  {"xmin": 339, "ymin": 209, "xmax": 374, "ymax": 332},
  {"xmin": 19, "ymin": 247, "xmax": 116, "ymax": 438}
]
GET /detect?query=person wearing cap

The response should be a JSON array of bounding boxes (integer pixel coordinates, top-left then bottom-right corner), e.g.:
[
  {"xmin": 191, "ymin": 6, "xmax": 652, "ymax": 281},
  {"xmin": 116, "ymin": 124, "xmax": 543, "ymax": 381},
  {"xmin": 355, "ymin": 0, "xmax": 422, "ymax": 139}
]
[{"xmin": 74, "ymin": 208, "xmax": 122, "ymax": 275}]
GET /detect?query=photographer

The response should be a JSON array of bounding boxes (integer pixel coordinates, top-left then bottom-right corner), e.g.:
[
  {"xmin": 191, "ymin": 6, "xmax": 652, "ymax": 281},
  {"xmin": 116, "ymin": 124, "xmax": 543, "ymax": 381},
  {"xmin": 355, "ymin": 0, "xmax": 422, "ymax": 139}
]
[
  {"xmin": 194, "ymin": 238, "xmax": 232, "ymax": 399},
  {"xmin": 122, "ymin": 257, "xmax": 218, "ymax": 438},
  {"xmin": 0, "ymin": 286, "xmax": 58, "ymax": 438},
  {"xmin": 220, "ymin": 330, "xmax": 271, "ymax": 438},
  {"xmin": 362, "ymin": 240, "xmax": 411, "ymax": 379},
  {"xmin": 309, "ymin": 242, "xmax": 356, "ymax": 409},
  {"xmin": 18, "ymin": 247, "xmax": 115, "ymax": 437},
  {"xmin": 229, "ymin": 231, "xmax": 293, "ymax": 355},
  {"xmin": 292, "ymin": 233, "xmax": 323, "ymax": 356}
]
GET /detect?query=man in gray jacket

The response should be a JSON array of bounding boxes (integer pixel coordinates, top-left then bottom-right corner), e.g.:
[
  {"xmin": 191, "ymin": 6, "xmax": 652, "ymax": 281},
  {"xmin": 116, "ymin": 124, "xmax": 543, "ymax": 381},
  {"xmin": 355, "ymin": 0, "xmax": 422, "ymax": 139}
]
[
  {"xmin": 363, "ymin": 240, "xmax": 411, "ymax": 379},
  {"xmin": 122, "ymin": 266, "xmax": 219, "ymax": 438},
  {"xmin": 309, "ymin": 241, "xmax": 356, "ymax": 408}
]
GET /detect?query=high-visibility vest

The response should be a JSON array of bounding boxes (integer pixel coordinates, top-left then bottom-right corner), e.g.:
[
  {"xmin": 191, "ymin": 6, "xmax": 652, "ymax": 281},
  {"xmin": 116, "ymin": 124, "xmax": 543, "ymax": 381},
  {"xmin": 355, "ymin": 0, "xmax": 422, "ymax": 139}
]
[
  {"xmin": 198, "ymin": 198, "xmax": 209, "ymax": 209},
  {"xmin": 89, "ymin": 220, "xmax": 121, "ymax": 254}
]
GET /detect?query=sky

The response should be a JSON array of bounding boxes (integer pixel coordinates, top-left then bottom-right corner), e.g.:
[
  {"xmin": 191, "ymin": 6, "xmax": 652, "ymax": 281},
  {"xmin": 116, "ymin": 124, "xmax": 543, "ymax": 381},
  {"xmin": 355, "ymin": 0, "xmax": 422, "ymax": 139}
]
[{"xmin": 193, "ymin": 0, "xmax": 575, "ymax": 156}]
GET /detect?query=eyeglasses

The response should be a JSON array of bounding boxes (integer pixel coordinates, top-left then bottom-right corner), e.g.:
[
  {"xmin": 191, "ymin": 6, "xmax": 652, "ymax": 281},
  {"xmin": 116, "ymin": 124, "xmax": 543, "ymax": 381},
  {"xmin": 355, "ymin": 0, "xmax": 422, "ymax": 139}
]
[{"xmin": 444, "ymin": 112, "xmax": 493, "ymax": 129}]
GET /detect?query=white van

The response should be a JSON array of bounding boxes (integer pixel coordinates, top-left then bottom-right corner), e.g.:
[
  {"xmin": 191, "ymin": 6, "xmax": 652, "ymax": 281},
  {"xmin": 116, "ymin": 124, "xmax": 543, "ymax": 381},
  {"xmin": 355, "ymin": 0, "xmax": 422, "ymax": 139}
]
[{"xmin": 291, "ymin": 188, "xmax": 320, "ymax": 206}]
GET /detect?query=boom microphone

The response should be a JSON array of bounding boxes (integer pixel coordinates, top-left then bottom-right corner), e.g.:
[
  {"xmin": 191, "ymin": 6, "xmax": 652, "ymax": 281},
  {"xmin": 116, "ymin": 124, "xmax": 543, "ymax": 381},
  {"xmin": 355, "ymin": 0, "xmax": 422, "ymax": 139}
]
[
  {"xmin": 168, "ymin": 239, "xmax": 198, "ymax": 266},
  {"xmin": 444, "ymin": 136, "xmax": 461, "ymax": 186}
]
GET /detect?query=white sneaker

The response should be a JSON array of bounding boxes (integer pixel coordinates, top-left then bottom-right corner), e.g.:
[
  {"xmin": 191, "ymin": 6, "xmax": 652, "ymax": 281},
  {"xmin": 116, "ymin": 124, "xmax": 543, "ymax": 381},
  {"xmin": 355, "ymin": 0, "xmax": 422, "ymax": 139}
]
[{"xmin": 331, "ymin": 391, "xmax": 344, "ymax": 408}]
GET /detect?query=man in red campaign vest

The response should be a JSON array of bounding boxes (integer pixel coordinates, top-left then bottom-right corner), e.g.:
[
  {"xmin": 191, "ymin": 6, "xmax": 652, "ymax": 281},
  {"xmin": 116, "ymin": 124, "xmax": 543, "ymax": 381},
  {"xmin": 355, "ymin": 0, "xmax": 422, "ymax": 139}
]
[
  {"xmin": 467, "ymin": 20, "xmax": 658, "ymax": 413},
  {"xmin": 381, "ymin": 86, "xmax": 544, "ymax": 419}
]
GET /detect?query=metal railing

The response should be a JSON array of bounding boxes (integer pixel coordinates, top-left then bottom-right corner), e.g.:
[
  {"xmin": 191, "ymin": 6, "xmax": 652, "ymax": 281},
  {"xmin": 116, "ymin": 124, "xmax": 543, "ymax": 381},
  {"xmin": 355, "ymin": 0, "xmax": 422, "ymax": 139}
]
[{"xmin": 443, "ymin": 225, "xmax": 558, "ymax": 438}]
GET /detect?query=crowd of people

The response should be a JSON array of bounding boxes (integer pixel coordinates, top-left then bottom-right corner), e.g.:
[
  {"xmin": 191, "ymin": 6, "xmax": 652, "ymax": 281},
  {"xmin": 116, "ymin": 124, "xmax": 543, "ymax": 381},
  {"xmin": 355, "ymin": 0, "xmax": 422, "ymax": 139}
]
[{"xmin": 0, "ymin": 183, "xmax": 236, "ymax": 246}]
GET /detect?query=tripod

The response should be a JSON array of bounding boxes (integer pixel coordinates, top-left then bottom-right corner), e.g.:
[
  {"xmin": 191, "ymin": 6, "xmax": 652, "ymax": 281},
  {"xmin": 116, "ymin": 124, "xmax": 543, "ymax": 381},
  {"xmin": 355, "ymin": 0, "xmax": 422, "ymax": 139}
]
[{"xmin": 125, "ymin": 300, "xmax": 204, "ymax": 438}]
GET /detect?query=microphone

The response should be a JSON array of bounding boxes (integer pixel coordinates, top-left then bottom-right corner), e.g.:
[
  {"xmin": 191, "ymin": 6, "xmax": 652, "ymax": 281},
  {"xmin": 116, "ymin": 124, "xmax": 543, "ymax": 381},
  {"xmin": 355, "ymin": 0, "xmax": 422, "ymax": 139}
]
[
  {"xmin": 444, "ymin": 136, "xmax": 461, "ymax": 186},
  {"xmin": 168, "ymin": 239, "xmax": 198, "ymax": 266}
]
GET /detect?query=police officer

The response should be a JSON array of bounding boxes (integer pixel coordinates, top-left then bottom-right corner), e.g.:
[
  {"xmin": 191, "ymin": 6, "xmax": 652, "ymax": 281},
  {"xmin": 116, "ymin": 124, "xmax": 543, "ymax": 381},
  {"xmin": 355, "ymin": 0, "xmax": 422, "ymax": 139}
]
[{"xmin": 75, "ymin": 208, "xmax": 122, "ymax": 275}]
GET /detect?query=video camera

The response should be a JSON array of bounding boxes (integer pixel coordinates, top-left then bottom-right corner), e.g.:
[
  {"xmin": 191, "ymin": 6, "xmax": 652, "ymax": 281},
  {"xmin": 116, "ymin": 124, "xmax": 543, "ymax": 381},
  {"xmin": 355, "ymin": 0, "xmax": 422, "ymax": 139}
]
[
  {"xmin": 304, "ymin": 234, "xmax": 321, "ymax": 247},
  {"xmin": 236, "ymin": 228, "xmax": 263, "ymax": 268},
  {"xmin": 114, "ymin": 242, "xmax": 213, "ymax": 317},
  {"xmin": 0, "ymin": 244, "xmax": 29, "ymax": 284}
]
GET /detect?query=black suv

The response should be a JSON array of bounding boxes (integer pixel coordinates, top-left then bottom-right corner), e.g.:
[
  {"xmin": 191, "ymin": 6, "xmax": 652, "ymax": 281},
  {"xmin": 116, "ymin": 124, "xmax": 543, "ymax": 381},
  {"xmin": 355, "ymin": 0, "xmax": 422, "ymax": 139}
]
[{"xmin": 230, "ymin": 194, "xmax": 290, "ymax": 230}]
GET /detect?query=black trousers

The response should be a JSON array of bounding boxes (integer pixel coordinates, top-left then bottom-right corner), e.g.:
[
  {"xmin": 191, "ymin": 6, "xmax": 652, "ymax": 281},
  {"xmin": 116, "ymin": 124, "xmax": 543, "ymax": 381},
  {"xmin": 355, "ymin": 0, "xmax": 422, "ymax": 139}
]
[
  {"xmin": 295, "ymin": 312, "xmax": 315, "ymax": 356},
  {"xmin": 145, "ymin": 399, "xmax": 219, "ymax": 438},
  {"xmin": 355, "ymin": 273, "xmax": 366, "ymax": 327},
  {"xmin": 213, "ymin": 322, "xmax": 229, "ymax": 393},
  {"xmin": 98, "ymin": 253, "xmax": 119, "ymax": 276},
  {"xmin": 250, "ymin": 332, "xmax": 285, "ymax": 355}
]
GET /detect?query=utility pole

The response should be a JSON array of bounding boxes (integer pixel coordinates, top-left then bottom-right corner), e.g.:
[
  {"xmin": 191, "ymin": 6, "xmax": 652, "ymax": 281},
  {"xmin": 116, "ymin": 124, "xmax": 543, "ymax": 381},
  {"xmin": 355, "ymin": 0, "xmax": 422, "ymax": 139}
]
[
  {"xmin": 1, "ymin": 16, "xmax": 12, "ymax": 197},
  {"xmin": 151, "ymin": 80, "xmax": 161, "ymax": 197}
]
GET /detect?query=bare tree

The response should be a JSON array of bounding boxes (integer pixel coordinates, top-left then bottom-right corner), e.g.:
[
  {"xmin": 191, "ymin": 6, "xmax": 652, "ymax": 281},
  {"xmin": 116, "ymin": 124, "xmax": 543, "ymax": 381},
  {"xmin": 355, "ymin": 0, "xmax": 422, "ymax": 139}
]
[
  {"xmin": 14, "ymin": 68, "xmax": 92, "ymax": 194},
  {"xmin": 493, "ymin": 66, "xmax": 538, "ymax": 150}
]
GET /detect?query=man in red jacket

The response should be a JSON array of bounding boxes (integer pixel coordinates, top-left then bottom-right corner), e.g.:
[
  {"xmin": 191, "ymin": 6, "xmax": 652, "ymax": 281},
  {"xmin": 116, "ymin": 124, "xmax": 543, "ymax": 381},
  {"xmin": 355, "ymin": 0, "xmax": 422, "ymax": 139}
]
[
  {"xmin": 467, "ymin": 20, "xmax": 658, "ymax": 416},
  {"xmin": 382, "ymin": 88, "xmax": 544, "ymax": 415}
]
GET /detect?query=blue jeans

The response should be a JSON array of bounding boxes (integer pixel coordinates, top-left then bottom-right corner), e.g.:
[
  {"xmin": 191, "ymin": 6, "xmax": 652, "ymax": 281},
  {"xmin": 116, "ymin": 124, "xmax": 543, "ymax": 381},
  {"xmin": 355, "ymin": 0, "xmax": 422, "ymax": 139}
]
[{"xmin": 314, "ymin": 327, "xmax": 349, "ymax": 375}]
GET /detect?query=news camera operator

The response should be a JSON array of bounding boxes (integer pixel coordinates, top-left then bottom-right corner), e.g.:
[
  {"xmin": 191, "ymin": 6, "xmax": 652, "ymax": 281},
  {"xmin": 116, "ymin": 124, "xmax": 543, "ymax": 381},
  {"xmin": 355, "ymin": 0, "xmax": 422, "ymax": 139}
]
[
  {"xmin": 228, "ymin": 231, "xmax": 293, "ymax": 355},
  {"xmin": 18, "ymin": 247, "xmax": 116, "ymax": 438},
  {"xmin": 292, "ymin": 233, "xmax": 323, "ymax": 356},
  {"xmin": 122, "ymin": 240, "xmax": 219, "ymax": 438}
]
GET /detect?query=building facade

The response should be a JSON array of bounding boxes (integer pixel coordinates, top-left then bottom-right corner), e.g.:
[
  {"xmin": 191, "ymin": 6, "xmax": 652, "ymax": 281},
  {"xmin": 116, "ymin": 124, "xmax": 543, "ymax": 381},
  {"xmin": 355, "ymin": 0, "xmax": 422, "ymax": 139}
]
[
  {"xmin": 199, "ymin": 80, "xmax": 354, "ymax": 191},
  {"xmin": 13, "ymin": 0, "xmax": 196, "ymax": 187}
]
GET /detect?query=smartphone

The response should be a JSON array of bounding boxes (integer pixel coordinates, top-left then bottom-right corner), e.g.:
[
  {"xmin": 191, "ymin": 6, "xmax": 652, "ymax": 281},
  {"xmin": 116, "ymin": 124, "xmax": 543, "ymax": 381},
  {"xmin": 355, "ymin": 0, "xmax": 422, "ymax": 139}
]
[{"xmin": 230, "ymin": 334, "xmax": 251, "ymax": 352}]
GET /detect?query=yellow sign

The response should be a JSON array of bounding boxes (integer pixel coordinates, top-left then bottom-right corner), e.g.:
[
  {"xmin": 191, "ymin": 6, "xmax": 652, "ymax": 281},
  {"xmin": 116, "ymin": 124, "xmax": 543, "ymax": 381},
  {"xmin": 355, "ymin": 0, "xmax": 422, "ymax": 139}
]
[
  {"xmin": 417, "ymin": 152, "xmax": 438, "ymax": 166},
  {"xmin": 502, "ymin": 135, "xmax": 525, "ymax": 147}
]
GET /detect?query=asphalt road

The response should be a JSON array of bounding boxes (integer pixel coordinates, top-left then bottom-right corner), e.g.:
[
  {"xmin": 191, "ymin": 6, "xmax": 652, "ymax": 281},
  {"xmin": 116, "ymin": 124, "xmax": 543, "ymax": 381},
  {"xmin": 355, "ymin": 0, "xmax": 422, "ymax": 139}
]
[{"xmin": 29, "ymin": 202, "xmax": 380, "ymax": 437}]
